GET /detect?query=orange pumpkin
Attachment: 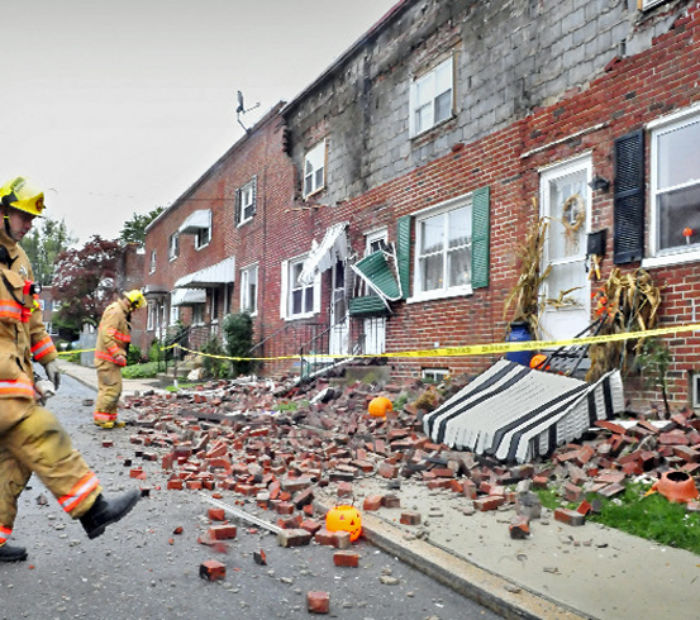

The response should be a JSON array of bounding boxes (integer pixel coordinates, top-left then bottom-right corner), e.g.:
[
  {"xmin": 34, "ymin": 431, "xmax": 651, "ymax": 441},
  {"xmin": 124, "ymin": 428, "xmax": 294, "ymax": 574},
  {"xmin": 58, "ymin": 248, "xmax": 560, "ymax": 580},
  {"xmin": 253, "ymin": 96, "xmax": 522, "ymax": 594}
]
[
  {"xmin": 368, "ymin": 396, "xmax": 393, "ymax": 418},
  {"xmin": 325, "ymin": 505, "xmax": 362, "ymax": 542}
]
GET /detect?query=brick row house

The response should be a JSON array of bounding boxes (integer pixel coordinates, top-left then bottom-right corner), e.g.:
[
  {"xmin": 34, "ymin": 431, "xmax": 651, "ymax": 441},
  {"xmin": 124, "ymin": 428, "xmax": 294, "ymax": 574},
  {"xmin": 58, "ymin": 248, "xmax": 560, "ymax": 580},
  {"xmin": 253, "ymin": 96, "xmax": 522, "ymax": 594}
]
[{"xmin": 141, "ymin": 0, "xmax": 700, "ymax": 408}]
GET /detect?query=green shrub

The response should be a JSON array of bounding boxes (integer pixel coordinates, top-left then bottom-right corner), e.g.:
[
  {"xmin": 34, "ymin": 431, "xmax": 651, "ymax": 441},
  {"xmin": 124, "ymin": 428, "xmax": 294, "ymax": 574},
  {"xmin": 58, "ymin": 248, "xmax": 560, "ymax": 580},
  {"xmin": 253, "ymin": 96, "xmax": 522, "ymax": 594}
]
[
  {"xmin": 201, "ymin": 336, "xmax": 230, "ymax": 379},
  {"xmin": 148, "ymin": 339, "xmax": 163, "ymax": 364},
  {"xmin": 222, "ymin": 312, "xmax": 254, "ymax": 376},
  {"xmin": 126, "ymin": 344, "xmax": 142, "ymax": 366},
  {"xmin": 121, "ymin": 361, "xmax": 159, "ymax": 379}
]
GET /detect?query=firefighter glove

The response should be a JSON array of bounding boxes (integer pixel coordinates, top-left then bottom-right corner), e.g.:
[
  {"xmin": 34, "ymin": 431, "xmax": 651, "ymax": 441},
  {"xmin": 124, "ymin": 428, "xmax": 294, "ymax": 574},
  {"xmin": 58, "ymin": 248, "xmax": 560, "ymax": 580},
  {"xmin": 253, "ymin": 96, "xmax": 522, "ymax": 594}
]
[
  {"xmin": 35, "ymin": 379, "xmax": 56, "ymax": 405},
  {"xmin": 45, "ymin": 360, "xmax": 61, "ymax": 390}
]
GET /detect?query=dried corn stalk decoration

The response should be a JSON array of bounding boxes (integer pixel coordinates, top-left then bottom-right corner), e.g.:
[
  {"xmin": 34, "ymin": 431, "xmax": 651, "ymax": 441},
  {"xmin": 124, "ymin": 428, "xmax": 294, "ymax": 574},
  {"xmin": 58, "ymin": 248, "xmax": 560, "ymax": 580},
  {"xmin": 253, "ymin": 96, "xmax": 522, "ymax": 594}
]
[
  {"xmin": 585, "ymin": 267, "xmax": 661, "ymax": 382},
  {"xmin": 503, "ymin": 201, "xmax": 551, "ymax": 337}
]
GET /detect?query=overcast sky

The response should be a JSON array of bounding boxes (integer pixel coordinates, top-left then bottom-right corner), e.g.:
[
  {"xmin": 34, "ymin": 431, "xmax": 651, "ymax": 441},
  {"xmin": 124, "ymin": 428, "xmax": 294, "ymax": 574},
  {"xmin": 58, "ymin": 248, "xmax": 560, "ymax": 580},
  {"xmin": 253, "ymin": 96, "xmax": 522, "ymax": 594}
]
[{"xmin": 1, "ymin": 0, "xmax": 398, "ymax": 245}]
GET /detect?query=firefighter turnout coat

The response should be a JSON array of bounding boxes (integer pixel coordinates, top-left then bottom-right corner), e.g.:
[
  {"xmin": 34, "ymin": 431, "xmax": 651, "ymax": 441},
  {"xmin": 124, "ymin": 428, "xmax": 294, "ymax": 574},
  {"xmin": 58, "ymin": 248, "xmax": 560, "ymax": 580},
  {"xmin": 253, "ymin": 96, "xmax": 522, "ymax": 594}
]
[
  {"xmin": 93, "ymin": 297, "xmax": 131, "ymax": 425},
  {"xmin": 0, "ymin": 228, "xmax": 101, "ymax": 546}
]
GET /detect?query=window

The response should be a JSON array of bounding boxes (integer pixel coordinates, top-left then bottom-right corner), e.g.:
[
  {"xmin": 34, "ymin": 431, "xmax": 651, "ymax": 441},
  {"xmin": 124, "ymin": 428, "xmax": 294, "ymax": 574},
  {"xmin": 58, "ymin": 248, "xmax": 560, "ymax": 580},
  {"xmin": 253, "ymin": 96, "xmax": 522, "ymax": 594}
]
[
  {"xmin": 240, "ymin": 264, "xmax": 258, "ymax": 315},
  {"xmin": 169, "ymin": 304, "xmax": 179, "ymax": 326},
  {"xmin": 413, "ymin": 197, "xmax": 472, "ymax": 300},
  {"xmin": 303, "ymin": 140, "xmax": 326, "ymax": 198},
  {"xmin": 149, "ymin": 250, "xmax": 157, "ymax": 274},
  {"xmin": 147, "ymin": 303, "xmax": 155, "ymax": 330},
  {"xmin": 195, "ymin": 225, "xmax": 211, "ymax": 250},
  {"xmin": 422, "ymin": 368, "xmax": 449, "ymax": 383},
  {"xmin": 409, "ymin": 55, "xmax": 454, "ymax": 137},
  {"xmin": 281, "ymin": 256, "xmax": 319, "ymax": 319},
  {"xmin": 648, "ymin": 109, "xmax": 700, "ymax": 264},
  {"xmin": 693, "ymin": 373, "xmax": 700, "ymax": 409},
  {"xmin": 192, "ymin": 304, "xmax": 205, "ymax": 325},
  {"xmin": 638, "ymin": 0, "xmax": 668, "ymax": 10},
  {"xmin": 237, "ymin": 178, "xmax": 257, "ymax": 226},
  {"xmin": 209, "ymin": 288, "xmax": 219, "ymax": 322},
  {"xmin": 168, "ymin": 232, "xmax": 179, "ymax": 261}
]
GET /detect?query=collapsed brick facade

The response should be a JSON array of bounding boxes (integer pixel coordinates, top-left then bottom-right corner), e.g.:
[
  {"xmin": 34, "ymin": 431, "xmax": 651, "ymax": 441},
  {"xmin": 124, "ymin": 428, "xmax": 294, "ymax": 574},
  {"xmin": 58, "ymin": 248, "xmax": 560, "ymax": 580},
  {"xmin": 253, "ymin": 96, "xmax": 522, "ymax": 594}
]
[{"xmin": 142, "ymin": 0, "xmax": 700, "ymax": 408}]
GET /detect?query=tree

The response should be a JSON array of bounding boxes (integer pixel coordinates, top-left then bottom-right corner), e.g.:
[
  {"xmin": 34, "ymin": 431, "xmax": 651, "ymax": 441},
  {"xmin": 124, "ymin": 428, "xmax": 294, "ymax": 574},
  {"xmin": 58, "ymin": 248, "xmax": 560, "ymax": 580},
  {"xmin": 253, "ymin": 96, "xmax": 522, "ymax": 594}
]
[
  {"xmin": 52, "ymin": 235, "xmax": 123, "ymax": 329},
  {"xmin": 20, "ymin": 217, "xmax": 77, "ymax": 285},
  {"xmin": 119, "ymin": 207, "xmax": 165, "ymax": 245}
]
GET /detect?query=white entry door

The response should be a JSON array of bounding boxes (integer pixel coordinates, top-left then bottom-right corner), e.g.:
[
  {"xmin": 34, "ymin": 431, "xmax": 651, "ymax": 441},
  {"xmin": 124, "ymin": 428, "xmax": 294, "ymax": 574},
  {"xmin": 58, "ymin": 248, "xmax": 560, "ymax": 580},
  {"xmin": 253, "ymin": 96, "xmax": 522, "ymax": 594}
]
[
  {"xmin": 363, "ymin": 230, "xmax": 387, "ymax": 354},
  {"xmin": 329, "ymin": 260, "xmax": 348, "ymax": 355},
  {"xmin": 539, "ymin": 156, "xmax": 592, "ymax": 342}
]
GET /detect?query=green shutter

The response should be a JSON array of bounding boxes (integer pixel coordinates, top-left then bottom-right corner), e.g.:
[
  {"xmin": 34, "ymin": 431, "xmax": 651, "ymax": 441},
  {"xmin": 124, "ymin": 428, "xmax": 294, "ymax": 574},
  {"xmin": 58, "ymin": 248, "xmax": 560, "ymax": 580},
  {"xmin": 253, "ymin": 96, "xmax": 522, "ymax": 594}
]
[
  {"xmin": 348, "ymin": 296, "xmax": 390, "ymax": 317},
  {"xmin": 352, "ymin": 251, "xmax": 401, "ymax": 301},
  {"xmin": 396, "ymin": 215, "xmax": 411, "ymax": 299},
  {"xmin": 471, "ymin": 186, "xmax": 490, "ymax": 289}
]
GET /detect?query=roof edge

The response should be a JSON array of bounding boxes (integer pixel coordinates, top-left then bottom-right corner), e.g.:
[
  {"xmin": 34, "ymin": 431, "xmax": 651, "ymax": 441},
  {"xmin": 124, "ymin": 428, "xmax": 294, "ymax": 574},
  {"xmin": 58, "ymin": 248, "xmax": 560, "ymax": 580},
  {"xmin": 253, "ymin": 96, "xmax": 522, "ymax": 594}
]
[{"xmin": 146, "ymin": 101, "xmax": 287, "ymax": 233}]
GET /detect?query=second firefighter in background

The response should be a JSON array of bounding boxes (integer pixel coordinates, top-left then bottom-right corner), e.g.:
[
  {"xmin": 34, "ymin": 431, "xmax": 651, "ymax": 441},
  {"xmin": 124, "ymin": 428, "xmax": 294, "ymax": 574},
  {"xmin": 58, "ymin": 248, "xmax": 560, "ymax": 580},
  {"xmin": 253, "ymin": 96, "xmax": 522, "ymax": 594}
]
[{"xmin": 93, "ymin": 289, "xmax": 145, "ymax": 428}]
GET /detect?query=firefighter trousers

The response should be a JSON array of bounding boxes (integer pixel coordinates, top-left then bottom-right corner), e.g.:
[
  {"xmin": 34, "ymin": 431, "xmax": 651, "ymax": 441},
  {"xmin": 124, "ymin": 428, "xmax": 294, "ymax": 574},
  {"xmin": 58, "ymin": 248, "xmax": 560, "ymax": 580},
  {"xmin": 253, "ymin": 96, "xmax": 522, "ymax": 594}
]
[
  {"xmin": 94, "ymin": 364, "xmax": 123, "ymax": 425},
  {"xmin": 0, "ymin": 402, "xmax": 102, "ymax": 545}
]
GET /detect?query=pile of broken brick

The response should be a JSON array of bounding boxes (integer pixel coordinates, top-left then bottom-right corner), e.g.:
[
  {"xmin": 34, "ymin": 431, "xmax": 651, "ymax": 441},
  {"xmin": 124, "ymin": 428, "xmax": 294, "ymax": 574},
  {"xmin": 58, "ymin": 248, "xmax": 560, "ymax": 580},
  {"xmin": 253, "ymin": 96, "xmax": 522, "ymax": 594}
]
[{"xmin": 122, "ymin": 373, "xmax": 700, "ymax": 555}]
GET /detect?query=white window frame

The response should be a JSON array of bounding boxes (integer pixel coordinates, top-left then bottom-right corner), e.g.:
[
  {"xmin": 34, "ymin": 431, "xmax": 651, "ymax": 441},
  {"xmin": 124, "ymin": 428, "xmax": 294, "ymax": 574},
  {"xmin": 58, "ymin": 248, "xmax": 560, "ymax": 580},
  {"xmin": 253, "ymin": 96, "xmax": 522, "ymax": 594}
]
[
  {"xmin": 149, "ymin": 250, "xmax": 156, "ymax": 274},
  {"xmin": 147, "ymin": 302, "xmax": 155, "ymax": 330},
  {"xmin": 237, "ymin": 178, "xmax": 256, "ymax": 226},
  {"xmin": 209, "ymin": 288, "xmax": 220, "ymax": 323},
  {"xmin": 303, "ymin": 140, "xmax": 326, "ymax": 198},
  {"xmin": 409, "ymin": 55, "xmax": 454, "ymax": 138},
  {"xmin": 638, "ymin": 0, "xmax": 667, "ymax": 10},
  {"xmin": 422, "ymin": 368, "xmax": 449, "ymax": 383},
  {"xmin": 240, "ymin": 263, "xmax": 258, "ymax": 316},
  {"xmin": 168, "ymin": 232, "xmax": 179, "ymax": 262},
  {"xmin": 169, "ymin": 304, "xmax": 179, "ymax": 326},
  {"xmin": 280, "ymin": 255, "xmax": 321, "ymax": 320},
  {"xmin": 409, "ymin": 194, "xmax": 473, "ymax": 303},
  {"xmin": 643, "ymin": 105, "xmax": 700, "ymax": 269},
  {"xmin": 195, "ymin": 227, "xmax": 211, "ymax": 250},
  {"xmin": 693, "ymin": 373, "xmax": 700, "ymax": 409},
  {"xmin": 192, "ymin": 304, "xmax": 205, "ymax": 326}
]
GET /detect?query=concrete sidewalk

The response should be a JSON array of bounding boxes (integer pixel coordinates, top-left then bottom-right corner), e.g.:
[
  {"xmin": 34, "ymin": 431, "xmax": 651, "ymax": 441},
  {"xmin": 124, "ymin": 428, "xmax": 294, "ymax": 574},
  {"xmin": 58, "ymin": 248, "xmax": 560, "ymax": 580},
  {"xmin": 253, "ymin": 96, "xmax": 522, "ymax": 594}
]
[
  {"xmin": 55, "ymin": 360, "xmax": 700, "ymax": 620},
  {"xmin": 55, "ymin": 358, "xmax": 168, "ymax": 398}
]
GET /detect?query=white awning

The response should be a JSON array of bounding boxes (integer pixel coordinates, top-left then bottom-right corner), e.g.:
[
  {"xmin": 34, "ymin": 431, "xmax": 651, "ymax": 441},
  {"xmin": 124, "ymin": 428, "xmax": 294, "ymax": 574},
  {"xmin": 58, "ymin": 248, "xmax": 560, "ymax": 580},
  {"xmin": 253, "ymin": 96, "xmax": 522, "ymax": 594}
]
[
  {"xmin": 178, "ymin": 209, "xmax": 211, "ymax": 234},
  {"xmin": 298, "ymin": 222, "xmax": 349, "ymax": 285},
  {"xmin": 170, "ymin": 288, "xmax": 206, "ymax": 306},
  {"xmin": 175, "ymin": 256, "xmax": 236, "ymax": 288}
]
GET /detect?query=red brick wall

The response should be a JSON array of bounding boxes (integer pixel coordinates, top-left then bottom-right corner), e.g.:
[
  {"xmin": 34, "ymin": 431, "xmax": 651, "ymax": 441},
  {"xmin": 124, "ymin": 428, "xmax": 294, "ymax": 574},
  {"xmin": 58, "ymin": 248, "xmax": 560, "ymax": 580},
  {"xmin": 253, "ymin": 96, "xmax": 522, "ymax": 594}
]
[{"xmin": 286, "ymin": 5, "xmax": 700, "ymax": 406}]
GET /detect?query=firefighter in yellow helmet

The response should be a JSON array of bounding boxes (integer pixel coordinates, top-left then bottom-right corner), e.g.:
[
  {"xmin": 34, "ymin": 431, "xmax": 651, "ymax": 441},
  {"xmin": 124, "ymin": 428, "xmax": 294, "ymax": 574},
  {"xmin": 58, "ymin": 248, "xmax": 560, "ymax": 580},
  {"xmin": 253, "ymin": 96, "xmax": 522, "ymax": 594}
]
[
  {"xmin": 0, "ymin": 176, "xmax": 140, "ymax": 562},
  {"xmin": 93, "ymin": 288, "xmax": 145, "ymax": 428}
]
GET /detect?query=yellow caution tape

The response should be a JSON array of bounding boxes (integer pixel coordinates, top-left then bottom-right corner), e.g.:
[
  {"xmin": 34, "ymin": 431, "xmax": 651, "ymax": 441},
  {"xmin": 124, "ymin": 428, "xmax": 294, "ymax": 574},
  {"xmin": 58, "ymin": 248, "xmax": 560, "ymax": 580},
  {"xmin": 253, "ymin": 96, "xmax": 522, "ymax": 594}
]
[
  {"xmin": 57, "ymin": 347, "xmax": 96, "ymax": 356},
  {"xmin": 163, "ymin": 322, "xmax": 700, "ymax": 363}
]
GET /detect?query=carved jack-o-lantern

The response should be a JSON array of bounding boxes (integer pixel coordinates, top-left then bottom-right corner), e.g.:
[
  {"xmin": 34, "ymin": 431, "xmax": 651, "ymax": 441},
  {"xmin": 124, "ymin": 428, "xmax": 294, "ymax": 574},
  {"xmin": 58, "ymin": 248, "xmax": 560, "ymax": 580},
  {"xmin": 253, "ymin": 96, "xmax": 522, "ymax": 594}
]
[
  {"xmin": 368, "ymin": 396, "xmax": 393, "ymax": 418},
  {"xmin": 325, "ymin": 505, "xmax": 362, "ymax": 542}
]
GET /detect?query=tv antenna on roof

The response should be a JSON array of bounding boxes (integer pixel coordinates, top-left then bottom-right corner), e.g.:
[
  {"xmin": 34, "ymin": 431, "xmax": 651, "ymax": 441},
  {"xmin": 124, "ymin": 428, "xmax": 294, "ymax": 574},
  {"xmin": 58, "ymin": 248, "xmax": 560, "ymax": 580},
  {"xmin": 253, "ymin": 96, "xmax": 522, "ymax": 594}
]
[{"xmin": 236, "ymin": 90, "xmax": 261, "ymax": 133}]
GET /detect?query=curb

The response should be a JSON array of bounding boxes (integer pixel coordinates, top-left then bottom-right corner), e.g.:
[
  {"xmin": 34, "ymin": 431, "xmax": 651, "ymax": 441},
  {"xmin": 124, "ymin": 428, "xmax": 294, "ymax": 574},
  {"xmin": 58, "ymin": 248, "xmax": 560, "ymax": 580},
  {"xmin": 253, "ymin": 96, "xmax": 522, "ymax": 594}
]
[{"xmin": 314, "ymin": 499, "xmax": 588, "ymax": 620}]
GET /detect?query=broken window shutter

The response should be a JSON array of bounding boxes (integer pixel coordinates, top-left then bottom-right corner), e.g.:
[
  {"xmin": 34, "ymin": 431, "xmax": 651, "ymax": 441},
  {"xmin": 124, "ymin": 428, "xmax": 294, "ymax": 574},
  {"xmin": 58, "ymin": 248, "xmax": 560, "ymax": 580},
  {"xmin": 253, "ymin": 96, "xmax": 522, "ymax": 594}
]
[
  {"xmin": 396, "ymin": 215, "xmax": 412, "ymax": 299},
  {"xmin": 235, "ymin": 188, "xmax": 241, "ymax": 224},
  {"xmin": 613, "ymin": 129, "xmax": 645, "ymax": 264},
  {"xmin": 251, "ymin": 176, "xmax": 257, "ymax": 216},
  {"xmin": 471, "ymin": 185, "xmax": 490, "ymax": 289}
]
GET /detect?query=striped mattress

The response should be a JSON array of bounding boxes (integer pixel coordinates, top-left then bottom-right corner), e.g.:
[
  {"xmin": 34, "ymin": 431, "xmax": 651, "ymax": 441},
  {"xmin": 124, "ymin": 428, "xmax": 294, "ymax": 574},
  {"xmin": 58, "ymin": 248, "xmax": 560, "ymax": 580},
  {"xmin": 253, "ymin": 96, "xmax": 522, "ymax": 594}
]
[{"xmin": 422, "ymin": 359, "xmax": 624, "ymax": 463}]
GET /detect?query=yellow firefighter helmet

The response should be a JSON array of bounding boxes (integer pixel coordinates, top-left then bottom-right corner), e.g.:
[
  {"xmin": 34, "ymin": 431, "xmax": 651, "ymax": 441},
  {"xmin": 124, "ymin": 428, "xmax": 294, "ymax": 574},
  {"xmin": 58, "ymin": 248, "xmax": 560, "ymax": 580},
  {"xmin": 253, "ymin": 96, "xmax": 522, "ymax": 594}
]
[
  {"xmin": 0, "ymin": 176, "xmax": 45, "ymax": 217},
  {"xmin": 124, "ymin": 289, "xmax": 146, "ymax": 309}
]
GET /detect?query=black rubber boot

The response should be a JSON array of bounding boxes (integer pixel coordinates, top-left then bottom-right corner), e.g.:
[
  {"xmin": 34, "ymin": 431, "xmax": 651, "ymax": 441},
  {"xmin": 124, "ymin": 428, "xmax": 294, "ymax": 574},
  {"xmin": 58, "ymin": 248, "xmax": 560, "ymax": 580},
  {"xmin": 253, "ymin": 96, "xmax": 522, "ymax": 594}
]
[
  {"xmin": 0, "ymin": 544, "xmax": 27, "ymax": 562},
  {"xmin": 80, "ymin": 490, "xmax": 140, "ymax": 540}
]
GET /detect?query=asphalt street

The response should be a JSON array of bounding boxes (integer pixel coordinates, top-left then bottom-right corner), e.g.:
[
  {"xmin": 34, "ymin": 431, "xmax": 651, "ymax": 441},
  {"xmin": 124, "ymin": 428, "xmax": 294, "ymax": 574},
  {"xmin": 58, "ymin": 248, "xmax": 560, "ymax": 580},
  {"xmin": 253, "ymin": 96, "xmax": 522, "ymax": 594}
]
[{"xmin": 0, "ymin": 374, "xmax": 501, "ymax": 620}]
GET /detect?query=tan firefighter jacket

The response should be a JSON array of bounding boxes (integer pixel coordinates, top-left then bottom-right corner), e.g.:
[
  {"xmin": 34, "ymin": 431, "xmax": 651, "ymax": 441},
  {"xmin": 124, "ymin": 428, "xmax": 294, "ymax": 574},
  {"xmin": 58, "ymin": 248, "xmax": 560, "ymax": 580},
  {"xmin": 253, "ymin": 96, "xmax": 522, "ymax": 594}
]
[
  {"xmin": 95, "ymin": 298, "xmax": 131, "ymax": 368},
  {"xmin": 0, "ymin": 228, "xmax": 57, "ymax": 401}
]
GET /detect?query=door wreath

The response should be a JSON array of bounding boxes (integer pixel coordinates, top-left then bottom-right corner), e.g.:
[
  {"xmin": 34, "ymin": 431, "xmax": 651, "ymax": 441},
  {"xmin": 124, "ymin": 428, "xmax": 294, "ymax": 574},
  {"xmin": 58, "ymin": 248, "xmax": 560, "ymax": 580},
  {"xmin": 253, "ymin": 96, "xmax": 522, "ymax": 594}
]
[{"xmin": 561, "ymin": 193, "xmax": 585, "ymax": 248}]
